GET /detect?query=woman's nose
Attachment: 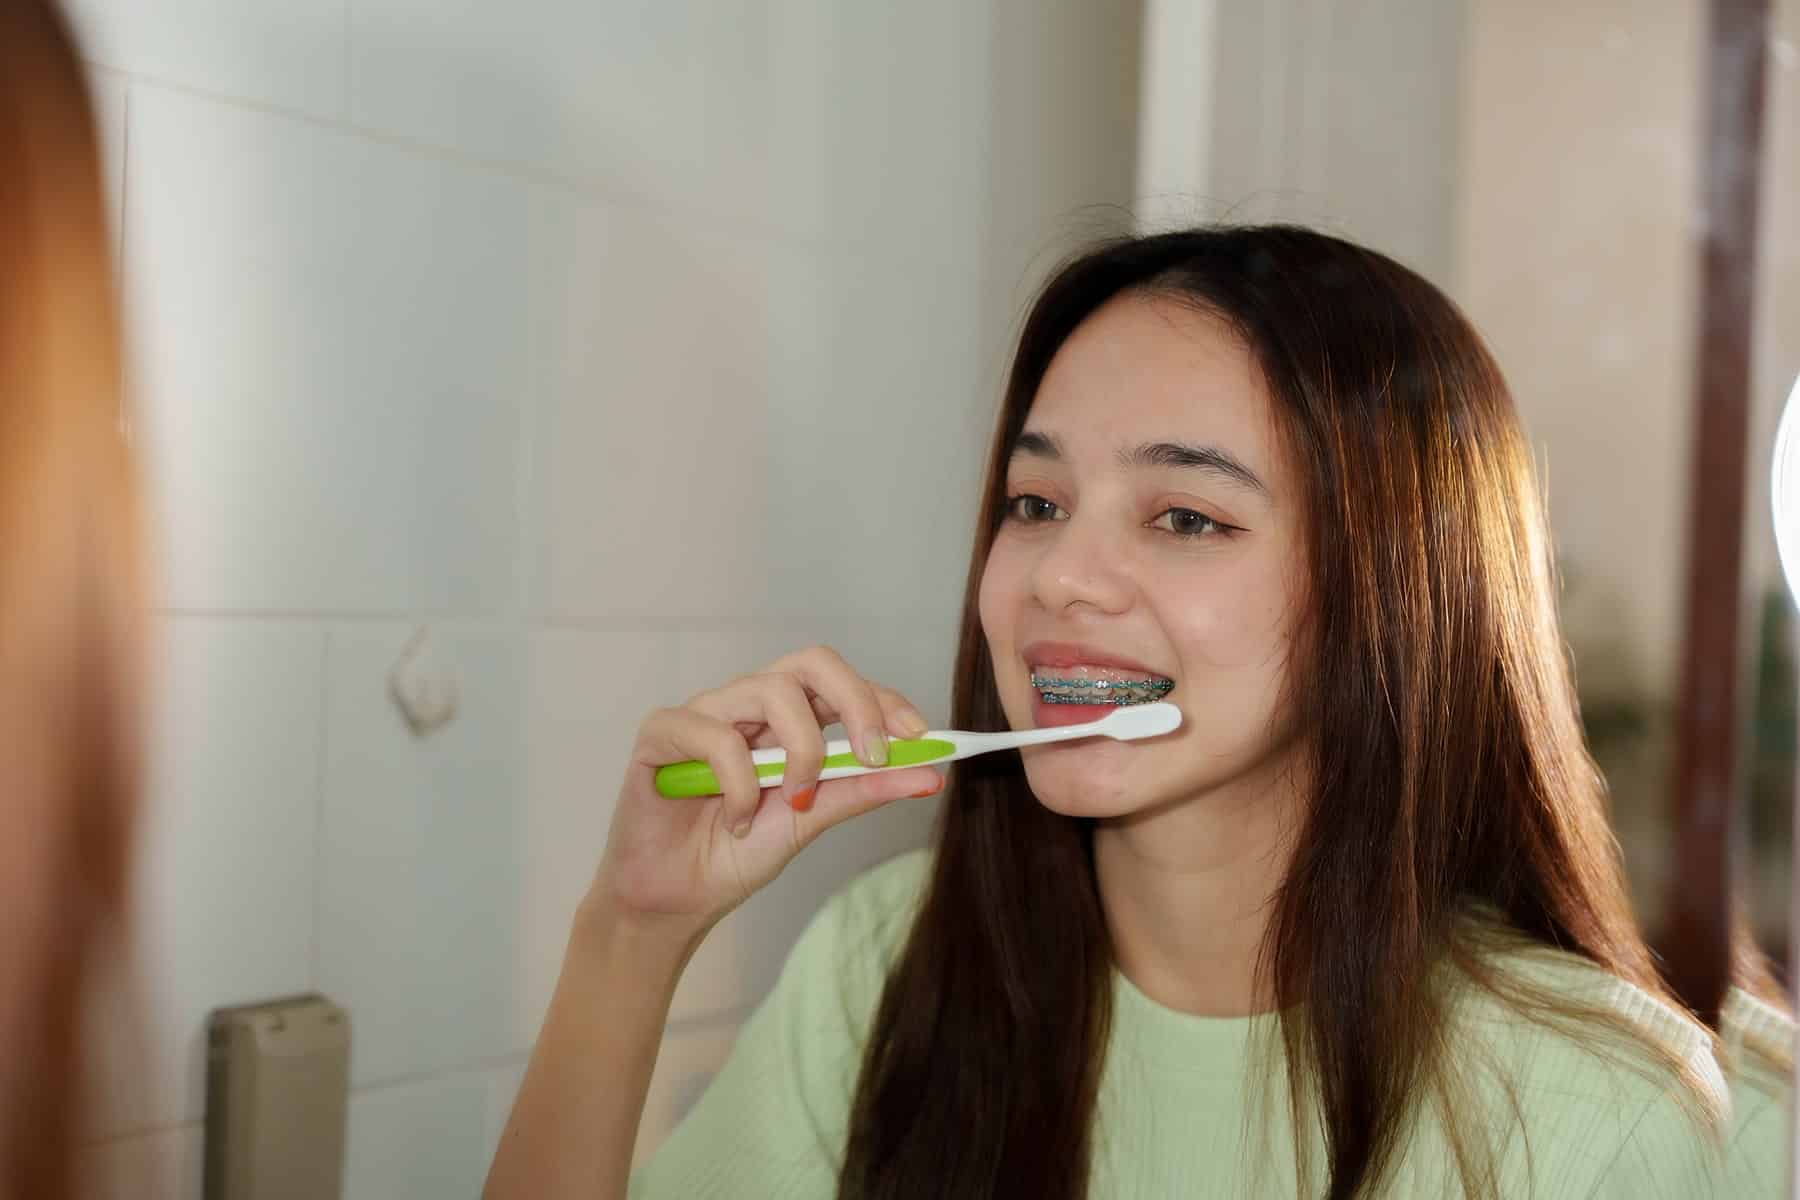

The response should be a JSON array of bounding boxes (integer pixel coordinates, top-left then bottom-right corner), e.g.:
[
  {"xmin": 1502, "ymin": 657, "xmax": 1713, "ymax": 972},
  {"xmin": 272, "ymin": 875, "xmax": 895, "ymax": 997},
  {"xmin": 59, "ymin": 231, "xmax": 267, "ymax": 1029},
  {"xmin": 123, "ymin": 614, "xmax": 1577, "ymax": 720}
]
[{"xmin": 1028, "ymin": 518, "xmax": 1133, "ymax": 613}]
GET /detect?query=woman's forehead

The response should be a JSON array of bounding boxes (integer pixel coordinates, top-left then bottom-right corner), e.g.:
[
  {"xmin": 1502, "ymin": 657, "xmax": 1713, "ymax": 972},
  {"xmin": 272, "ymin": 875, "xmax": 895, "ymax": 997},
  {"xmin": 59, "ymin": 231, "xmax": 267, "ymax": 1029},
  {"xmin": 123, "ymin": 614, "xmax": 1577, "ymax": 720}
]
[{"xmin": 1025, "ymin": 294, "xmax": 1275, "ymax": 472}]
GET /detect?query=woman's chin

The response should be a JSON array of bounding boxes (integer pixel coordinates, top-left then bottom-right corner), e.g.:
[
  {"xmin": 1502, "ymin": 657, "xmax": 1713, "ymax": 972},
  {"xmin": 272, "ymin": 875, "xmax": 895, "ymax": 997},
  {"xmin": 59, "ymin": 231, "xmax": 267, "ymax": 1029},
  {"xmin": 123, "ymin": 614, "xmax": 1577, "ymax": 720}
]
[{"xmin": 1022, "ymin": 761, "xmax": 1143, "ymax": 818}]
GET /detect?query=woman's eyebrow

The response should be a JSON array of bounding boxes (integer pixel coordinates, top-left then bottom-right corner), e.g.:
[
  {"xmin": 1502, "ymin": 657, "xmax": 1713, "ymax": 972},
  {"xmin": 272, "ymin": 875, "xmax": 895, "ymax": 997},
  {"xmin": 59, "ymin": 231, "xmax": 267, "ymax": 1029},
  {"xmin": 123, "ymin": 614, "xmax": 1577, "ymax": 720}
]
[
  {"xmin": 1124, "ymin": 440, "xmax": 1267, "ymax": 495},
  {"xmin": 1011, "ymin": 429, "xmax": 1267, "ymax": 496},
  {"xmin": 1011, "ymin": 430, "xmax": 1065, "ymax": 461}
]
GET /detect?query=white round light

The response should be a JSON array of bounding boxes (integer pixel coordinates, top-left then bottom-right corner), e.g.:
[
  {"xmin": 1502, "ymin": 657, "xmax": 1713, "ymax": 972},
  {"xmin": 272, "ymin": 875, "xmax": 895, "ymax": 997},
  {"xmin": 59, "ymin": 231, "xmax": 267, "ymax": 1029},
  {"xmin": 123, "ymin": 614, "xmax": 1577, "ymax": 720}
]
[{"xmin": 1773, "ymin": 372, "xmax": 1800, "ymax": 600}]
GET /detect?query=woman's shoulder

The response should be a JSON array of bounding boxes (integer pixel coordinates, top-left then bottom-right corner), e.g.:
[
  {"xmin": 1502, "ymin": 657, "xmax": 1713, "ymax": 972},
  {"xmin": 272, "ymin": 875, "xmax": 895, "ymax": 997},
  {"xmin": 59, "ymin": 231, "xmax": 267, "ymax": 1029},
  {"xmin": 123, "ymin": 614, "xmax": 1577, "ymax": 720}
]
[
  {"xmin": 1449, "ymin": 942, "xmax": 1720, "ymax": 1100},
  {"xmin": 1717, "ymin": 988, "xmax": 1796, "ymax": 1197},
  {"xmin": 1430, "ymin": 941, "xmax": 1733, "ymax": 1195}
]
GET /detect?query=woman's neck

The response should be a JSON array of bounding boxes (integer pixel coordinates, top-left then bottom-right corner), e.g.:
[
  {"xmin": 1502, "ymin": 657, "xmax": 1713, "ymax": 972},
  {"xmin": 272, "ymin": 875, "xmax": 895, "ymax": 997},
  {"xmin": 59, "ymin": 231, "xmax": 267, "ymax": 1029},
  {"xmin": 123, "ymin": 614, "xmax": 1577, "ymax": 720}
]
[{"xmin": 1093, "ymin": 754, "xmax": 1304, "ymax": 1018}]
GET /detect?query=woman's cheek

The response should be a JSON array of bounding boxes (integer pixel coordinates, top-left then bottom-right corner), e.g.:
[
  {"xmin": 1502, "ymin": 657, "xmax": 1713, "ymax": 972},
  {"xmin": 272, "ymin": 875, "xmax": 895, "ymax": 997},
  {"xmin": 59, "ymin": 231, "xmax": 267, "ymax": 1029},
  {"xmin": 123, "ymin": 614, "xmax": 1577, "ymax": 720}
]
[{"xmin": 1167, "ymin": 569, "xmax": 1294, "ymax": 671}]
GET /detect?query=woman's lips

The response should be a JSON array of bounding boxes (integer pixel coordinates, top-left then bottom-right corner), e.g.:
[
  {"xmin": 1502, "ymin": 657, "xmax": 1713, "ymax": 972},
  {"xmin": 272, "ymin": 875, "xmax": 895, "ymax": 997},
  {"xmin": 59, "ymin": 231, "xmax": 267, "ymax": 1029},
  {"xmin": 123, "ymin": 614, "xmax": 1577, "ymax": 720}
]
[{"xmin": 1021, "ymin": 641, "xmax": 1167, "ymax": 677}]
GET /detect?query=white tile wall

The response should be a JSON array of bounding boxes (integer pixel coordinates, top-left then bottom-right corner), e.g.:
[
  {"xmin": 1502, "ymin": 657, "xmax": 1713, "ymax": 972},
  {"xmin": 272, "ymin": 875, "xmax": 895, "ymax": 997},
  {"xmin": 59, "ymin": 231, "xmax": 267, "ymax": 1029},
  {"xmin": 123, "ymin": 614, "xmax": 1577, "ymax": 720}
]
[
  {"xmin": 772, "ymin": 2, "xmax": 994, "ymax": 248},
  {"xmin": 533, "ymin": 225, "xmax": 987, "ymax": 626},
  {"xmin": 348, "ymin": 0, "xmax": 993, "ymax": 249},
  {"xmin": 316, "ymin": 624, "xmax": 531, "ymax": 1087},
  {"xmin": 350, "ymin": 0, "xmax": 770, "ymax": 224},
  {"xmin": 129, "ymin": 86, "xmax": 529, "ymax": 616},
  {"xmin": 343, "ymin": 1073, "xmax": 490, "ymax": 1200},
  {"xmin": 64, "ymin": 0, "xmax": 347, "ymax": 121},
  {"xmin": 92, "ymin": 620, "xmax": 325, "ymax": 1135},
  {"xmin": 791, "ymin": 243, "xmax": 989, "ymax": 623},
  {"xmin": 533, "ymin": 213, "xmax": 849, "ymax": 623}
]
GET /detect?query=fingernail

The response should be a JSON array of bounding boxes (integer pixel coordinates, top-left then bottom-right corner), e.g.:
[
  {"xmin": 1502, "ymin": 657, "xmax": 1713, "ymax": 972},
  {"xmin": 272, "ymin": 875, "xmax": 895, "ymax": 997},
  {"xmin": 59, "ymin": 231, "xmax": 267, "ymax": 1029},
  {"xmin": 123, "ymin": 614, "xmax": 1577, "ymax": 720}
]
[
  {"xmin": 787, "ymin": 788, "xmax": 814, "ymax": 813},
  {"xmin": 860, "ymin": 731, "xmax": 889, "ymax": 767},
  {"xmin": 898, "ymin": 709, "xmax": 928, "ymax": 738},
  {"xmin": 732, "ymin": 817, "xmax": 753, "ymax": 839},
  {"xmin": 909, "ymin": 778, "xmax": 943, "ymax": 799}
]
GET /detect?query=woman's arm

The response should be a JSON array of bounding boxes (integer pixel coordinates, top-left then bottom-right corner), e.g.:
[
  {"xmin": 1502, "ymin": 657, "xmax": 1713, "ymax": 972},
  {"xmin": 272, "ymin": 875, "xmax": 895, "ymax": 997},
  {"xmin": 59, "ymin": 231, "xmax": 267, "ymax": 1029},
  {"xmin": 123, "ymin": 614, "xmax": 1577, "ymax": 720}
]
[{"xmin": 482, "ymin": 901, "xmax": 697, "ymax": 1200}]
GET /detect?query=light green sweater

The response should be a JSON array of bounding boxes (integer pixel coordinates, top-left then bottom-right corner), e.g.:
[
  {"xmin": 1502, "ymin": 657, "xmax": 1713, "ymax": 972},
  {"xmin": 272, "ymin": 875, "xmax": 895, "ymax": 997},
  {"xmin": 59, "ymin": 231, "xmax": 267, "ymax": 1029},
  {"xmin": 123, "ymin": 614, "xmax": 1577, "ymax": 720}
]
[{"xmin": 630, "ymin": 850, "xmax": 1792, "ymax": 1198}]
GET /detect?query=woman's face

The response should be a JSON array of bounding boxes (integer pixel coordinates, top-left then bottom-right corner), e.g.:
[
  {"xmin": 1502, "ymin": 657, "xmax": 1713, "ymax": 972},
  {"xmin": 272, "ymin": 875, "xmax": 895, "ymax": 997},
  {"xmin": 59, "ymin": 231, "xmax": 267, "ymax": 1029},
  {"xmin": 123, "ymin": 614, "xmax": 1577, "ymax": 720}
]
[{"xmin": 978, "ymin": 291, "xmax": 1309, "ymax": 818}]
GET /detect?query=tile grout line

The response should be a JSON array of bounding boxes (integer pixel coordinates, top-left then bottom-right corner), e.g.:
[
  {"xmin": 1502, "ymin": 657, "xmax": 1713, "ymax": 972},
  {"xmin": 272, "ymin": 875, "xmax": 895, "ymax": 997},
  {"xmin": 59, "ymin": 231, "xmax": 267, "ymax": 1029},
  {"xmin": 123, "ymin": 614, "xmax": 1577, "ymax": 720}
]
[
  {"xmin": 510, "ymin": 204, "xmax": 541, "ymax": 629},
  {"xmin": 341, "ymin": 0, "xmax": 352, "ymax": 123},
  {"xmin": 345, "ymin": 1004, "xmax": 751, "ymax": 1098},
  {"xmin": 308, "ymin": 630, "xmax": 332, "ymax": 993},
  {"xmin": 152, "ymin": 608, "xmax": 958, "ymax": 636}
]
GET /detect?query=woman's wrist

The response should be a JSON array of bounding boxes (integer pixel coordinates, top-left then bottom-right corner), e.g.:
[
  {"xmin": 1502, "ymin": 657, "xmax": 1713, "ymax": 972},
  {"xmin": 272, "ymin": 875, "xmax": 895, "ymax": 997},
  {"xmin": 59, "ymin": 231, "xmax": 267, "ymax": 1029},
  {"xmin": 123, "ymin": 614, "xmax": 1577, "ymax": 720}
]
[{"xmin": 571, "ymin": 883, "xmax": 711, "ymax": 973}]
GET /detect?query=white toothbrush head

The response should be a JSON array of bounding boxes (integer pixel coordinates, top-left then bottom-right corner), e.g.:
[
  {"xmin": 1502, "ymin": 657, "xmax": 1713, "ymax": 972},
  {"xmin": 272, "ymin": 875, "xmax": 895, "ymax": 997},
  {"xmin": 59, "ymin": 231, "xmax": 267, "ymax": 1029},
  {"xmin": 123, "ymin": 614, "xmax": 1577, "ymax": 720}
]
[{"xmin": 1093, "ymin": 701, "xmax": 1182, "ymax": 740}]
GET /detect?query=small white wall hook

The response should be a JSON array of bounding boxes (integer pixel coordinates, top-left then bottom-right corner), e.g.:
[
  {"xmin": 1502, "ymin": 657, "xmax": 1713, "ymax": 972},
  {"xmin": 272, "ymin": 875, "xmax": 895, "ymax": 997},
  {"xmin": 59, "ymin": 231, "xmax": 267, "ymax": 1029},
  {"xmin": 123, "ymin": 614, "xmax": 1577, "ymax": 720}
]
[{"xmin": 388, "ymin": 625, "xmax": 460, "ymax": 737}]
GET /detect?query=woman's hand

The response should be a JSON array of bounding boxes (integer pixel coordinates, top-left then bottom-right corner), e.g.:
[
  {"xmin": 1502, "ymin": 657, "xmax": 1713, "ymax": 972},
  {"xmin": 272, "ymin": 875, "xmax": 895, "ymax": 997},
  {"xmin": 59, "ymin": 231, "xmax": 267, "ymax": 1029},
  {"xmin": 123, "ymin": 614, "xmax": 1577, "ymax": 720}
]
[{"xmin": 589, "ymin": 645, "xmax": 945, "ymax": 946}]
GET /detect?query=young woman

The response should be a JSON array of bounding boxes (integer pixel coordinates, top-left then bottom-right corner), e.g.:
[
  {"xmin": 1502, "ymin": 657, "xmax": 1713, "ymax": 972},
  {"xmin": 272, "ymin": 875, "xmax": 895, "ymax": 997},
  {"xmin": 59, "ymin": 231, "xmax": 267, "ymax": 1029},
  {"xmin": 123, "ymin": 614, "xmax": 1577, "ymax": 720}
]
[
  {"xmin": 486, "ymin": 227, "xmax": 1792, "ymax": 1199},
  {"xmin": 0, "ymin": 1, "xmax": 149, "ymax": 1195}
]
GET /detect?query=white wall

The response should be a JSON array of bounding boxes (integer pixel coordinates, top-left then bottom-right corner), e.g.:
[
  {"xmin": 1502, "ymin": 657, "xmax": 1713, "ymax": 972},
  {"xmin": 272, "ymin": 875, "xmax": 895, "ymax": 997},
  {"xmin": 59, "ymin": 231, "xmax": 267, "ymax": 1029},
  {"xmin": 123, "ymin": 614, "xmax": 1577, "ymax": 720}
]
[
  {"xmin": 1455, "ymin": 0, "xmax": 1707, "ymax": 709},
  {"xmin": 67, "ymin": 3, "xmax": 1141, "ymax": 1197},
  {"xmin": 1136, "ymin": 0, "xmax": 1467, "ymax": 282}
]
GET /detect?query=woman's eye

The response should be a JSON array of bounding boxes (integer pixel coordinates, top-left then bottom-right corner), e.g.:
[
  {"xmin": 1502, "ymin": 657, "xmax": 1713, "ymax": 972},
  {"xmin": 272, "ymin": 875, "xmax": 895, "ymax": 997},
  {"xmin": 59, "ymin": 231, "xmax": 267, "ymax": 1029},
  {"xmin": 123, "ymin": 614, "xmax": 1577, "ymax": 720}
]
[
  {"xmin": 1152, "ymin": 507, "xmax": 1225, "ymax": 539},
  {"xmin": 1004, "ymin": 494, "xmax": 1063, "ymax": 522}
]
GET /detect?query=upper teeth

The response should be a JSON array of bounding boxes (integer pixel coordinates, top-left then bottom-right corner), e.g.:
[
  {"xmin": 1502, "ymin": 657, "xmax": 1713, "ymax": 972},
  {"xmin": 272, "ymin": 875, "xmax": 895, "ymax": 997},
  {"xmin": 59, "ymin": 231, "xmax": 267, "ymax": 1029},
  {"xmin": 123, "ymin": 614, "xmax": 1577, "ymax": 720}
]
[
  {"xmin": 1029, "ymin": 664, "xmax": 1172, "ymax": 686},
  {"xmin": 1030, "ymin": 665, "xmax": 1174, "ymax": 705}
]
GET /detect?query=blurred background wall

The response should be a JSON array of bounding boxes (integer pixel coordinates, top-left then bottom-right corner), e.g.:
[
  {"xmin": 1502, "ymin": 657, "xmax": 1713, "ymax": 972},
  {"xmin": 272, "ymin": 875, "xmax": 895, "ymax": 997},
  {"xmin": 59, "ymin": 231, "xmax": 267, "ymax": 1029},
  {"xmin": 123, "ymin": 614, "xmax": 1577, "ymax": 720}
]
[
  {"xmin": 1453, "ymin": 0, "xmax": 1800, "ymax": 944},
  {"xmin": 62, "ymin": 0, "xmax": 1796, "ymax": 1196}
]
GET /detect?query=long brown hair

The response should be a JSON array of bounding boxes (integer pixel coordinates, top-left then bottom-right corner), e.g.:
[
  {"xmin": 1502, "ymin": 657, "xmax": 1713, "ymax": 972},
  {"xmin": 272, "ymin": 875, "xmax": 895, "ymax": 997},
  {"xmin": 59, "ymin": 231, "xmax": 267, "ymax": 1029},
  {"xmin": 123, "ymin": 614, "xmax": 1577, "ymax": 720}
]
[
  {"xmin": 0, "ymin": 2, "xmax": 147, "ymax": 1195},
  {"xmin": 838, "ymin": 227, "xmax": 1780, "ymax": 1199}
]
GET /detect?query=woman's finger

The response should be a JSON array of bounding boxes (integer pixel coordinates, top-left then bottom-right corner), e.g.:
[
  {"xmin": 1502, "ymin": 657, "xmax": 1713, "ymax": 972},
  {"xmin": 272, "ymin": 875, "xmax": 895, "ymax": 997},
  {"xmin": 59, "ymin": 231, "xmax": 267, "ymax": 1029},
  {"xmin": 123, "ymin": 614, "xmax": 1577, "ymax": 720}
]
[
  {"xmin": 765, "ymin": 645, "xmax": 892, "ymax": 770},
  {"xmin": 746, "ymin": 684, "xmax": 928, "ymax": 747},
  {"xmin": 870, "ymin": 684, "xmax": 931, "ymax": 738},
  {"xmin": 792, "ymin": 765, "xmax": 946, "ymax": 848},
  {"xmin": 749, "ymin": 672, "xmax": 828, "ymax": 812},
  {"xmin": 683, "ymin": 671, "xmax": 843, "ymax": 813},
  {"xmin": 686, "ymin": 672, "xmax": 821, "ymax": 805},
  {"xmin": 632, "ymin": 706, "xmax": 761, "ymax": 837}
]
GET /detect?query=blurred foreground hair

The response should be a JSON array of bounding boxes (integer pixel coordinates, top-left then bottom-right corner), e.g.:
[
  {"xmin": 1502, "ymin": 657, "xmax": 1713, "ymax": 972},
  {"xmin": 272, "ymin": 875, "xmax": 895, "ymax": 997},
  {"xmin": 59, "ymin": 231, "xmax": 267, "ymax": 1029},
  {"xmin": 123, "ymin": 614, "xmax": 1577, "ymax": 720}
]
[{"xmin": 0, "ymin": 1, "xmax": 148, "ymax": 1195}]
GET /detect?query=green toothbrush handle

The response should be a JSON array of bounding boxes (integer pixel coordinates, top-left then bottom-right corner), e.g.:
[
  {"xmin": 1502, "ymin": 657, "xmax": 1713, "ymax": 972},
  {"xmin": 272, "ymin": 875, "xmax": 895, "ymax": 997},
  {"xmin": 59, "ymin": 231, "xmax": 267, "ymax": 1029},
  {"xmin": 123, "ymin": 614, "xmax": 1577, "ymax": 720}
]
[{"xmin": 654, "ymin": 736, "xmax": 958, "ymax": 798}]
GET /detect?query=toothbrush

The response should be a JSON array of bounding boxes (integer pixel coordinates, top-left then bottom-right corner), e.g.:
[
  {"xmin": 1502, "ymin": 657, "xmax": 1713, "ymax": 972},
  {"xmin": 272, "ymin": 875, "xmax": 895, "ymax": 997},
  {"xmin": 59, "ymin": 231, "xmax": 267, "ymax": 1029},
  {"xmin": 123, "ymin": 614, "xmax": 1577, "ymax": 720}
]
[{"xmin": 653, "ymin": 701, "xmax": 1182, "ymax": 798}]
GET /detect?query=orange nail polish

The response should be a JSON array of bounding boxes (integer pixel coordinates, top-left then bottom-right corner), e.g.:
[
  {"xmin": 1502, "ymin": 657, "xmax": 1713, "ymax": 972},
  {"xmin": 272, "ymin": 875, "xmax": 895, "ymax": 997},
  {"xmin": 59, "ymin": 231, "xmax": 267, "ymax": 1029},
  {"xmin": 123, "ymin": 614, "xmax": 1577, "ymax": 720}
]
[
  {"xmin": 909, "ymin": 782, "xmax": 943, "ymax": 799},
  {"xmin": 788, "ymin": 788, "xmax": 814, "ymax": 813}
]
